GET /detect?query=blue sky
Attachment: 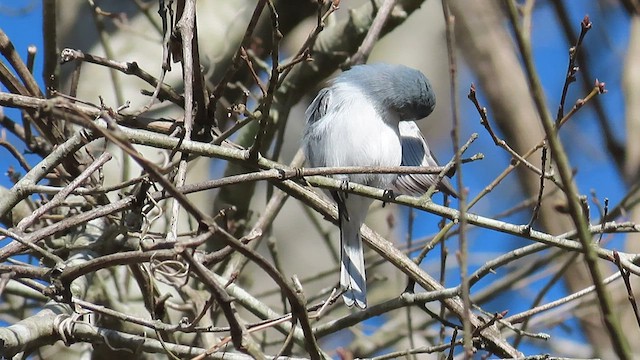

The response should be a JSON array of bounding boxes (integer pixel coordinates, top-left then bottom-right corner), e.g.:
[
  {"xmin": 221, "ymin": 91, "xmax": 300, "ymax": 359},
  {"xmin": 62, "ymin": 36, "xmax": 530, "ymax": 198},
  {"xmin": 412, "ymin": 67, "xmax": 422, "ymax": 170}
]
[
  {"xmin": 0, "ymin": 1, "xmax": 634, "ymax": 357},
  {"xmin": 0, "ymin": 1, "xmax": 45, "ymax": 190},
  {"xmin": 410, "ymin": 2, "xmax": 630, "ymax": 355}
]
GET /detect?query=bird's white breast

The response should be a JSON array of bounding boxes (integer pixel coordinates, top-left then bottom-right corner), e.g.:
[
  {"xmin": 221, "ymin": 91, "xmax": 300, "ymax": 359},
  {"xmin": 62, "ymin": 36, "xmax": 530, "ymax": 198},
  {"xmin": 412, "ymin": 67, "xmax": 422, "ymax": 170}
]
[{"xmin": 305, "ymin": 82, "xmax": 402, "ymax": 189}]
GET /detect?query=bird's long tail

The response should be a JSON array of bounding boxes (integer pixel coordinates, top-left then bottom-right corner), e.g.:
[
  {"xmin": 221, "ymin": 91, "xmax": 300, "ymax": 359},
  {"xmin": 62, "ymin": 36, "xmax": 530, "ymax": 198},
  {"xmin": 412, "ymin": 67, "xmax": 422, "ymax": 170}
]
[{"xmin": 336, "ymin": 194, "xmax": 371, "ymax": 309}]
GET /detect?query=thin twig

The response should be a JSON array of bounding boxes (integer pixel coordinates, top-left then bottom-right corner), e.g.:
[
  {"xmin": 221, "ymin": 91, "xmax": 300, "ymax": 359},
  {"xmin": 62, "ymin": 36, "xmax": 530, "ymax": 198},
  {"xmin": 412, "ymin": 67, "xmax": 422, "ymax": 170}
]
[
  {"xmin": 42, "ymin": 0, "xmax": 58, "ymax": 96},
  {"xmin": 276, "ymin": 1, "xmax": 338, "ymax": 87},
  {"xmin": 503, "ymin": 3, "xmax": 631, "ymax": 356},
  {"xmin": 526, "ymin": 145, "xmax": 548, "ymax": 231},
  {"xmin": 512, "ymin": 251, "xmax": 579, "ymax": 348},
  {"xmin": 556, "ymin": 15, "xmax": 591, "ymax": 121},
  {"xmin": 86, "ymin": 0, "xmax": 125, "ymax": 105},
  {"xmin": 349, "ymin": 0, "xmax": 397, "ymax": 66},
  {"xmin": 404, "ymin": 207, "xmax": 416, "ymax": 359},
  {"xmin": 504, "ymin": 271, "xmax": 624, "ymax": 325},
  {"xmin": 613, "ymin": 251, "xmax": 640, "ymax": 330},
  {"xmin": 468, "ymin": 84, "xmax": 560, "ymax": 188},
  {"xmin": 441, "ymin": 4, "xmax": 470, "ymax": 353},
  {"xmin": 210, "ymin": 0, "xmax": 267, "ymax": 107},
  {"xmin": 180, "ymin": 250, "xmax": 246, "ymax": 352},
  {"xmin": 59, "ymin": 48, "xmax": 184, "ymax": 106},
  {"xmin": 466, "ymin": 81, "xmax": 605, "ymax": 210},
  {"xmin": 16, "ymin": 152, "xmax": 112, "ymax": 231},
  {"xmin": 248, "ymin": 0, "xmax": 282, "ymax": 161}
]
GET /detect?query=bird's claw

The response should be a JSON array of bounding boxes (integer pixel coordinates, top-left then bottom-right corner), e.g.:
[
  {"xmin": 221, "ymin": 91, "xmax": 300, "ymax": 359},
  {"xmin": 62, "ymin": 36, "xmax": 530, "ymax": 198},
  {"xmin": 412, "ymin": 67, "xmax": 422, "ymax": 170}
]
[
  {"xmin": 381, "ymin": 189, "xmax": 394, "ymax": 207},
  {"xmin": 340, "ymin": 179, "xmax": 350, "ymax": 197}
]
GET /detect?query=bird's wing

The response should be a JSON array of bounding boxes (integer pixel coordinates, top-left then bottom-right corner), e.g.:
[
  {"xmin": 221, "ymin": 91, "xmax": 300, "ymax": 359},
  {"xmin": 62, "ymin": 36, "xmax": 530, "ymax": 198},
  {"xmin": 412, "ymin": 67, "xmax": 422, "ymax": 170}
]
[
  {"xmin": 303, "ymin": 88, "xmax": 333, "ymax": 168},
  {"xmin": 394, "ymin": 121, "xmax": 458, "ymax": 198},
  {"xmin": 305, "ymin": 88, "xmax": 332, "ymax": 125}
]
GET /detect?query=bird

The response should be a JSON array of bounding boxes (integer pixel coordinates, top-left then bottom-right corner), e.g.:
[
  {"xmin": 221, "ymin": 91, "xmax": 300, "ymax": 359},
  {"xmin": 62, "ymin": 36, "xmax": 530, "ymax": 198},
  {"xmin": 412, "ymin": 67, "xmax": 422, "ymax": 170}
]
[{"xmin": 302, "ymin": 63, "xmax": 457, "ymax": 309}]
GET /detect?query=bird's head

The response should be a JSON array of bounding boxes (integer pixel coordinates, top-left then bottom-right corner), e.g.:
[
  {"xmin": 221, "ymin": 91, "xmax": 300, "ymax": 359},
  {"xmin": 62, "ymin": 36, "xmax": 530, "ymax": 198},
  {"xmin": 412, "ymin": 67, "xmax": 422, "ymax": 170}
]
[{"xmin": 338, "ymin": 63, "xmax": 436, "ymax": 121}]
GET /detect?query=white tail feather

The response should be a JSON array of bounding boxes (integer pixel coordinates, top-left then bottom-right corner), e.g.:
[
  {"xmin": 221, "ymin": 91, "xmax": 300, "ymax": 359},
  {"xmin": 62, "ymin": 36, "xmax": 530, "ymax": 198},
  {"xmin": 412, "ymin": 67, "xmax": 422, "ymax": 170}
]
[{"xmin": 339, "ymin": 196, "xmax": 371, "ymax": 309}]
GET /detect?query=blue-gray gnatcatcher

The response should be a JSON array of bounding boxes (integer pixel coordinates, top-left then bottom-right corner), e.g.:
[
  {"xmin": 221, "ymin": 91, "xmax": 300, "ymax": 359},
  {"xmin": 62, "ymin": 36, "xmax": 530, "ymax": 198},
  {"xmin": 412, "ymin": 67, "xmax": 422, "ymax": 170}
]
[{"xmin": 303, "ymin": 63, "xmax": 457, "ymax": 309}]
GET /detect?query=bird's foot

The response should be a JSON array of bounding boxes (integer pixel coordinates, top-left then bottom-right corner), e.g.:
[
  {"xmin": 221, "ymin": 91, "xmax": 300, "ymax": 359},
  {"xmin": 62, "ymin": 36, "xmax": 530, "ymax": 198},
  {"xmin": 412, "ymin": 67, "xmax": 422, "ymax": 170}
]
[
  {"xmin": 381, "ymin": 189, "xmax": 394, "ymax": 207},
  {"xmin": 340, "ymin": 179, "xmax": 350, "ymax": 197}
]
